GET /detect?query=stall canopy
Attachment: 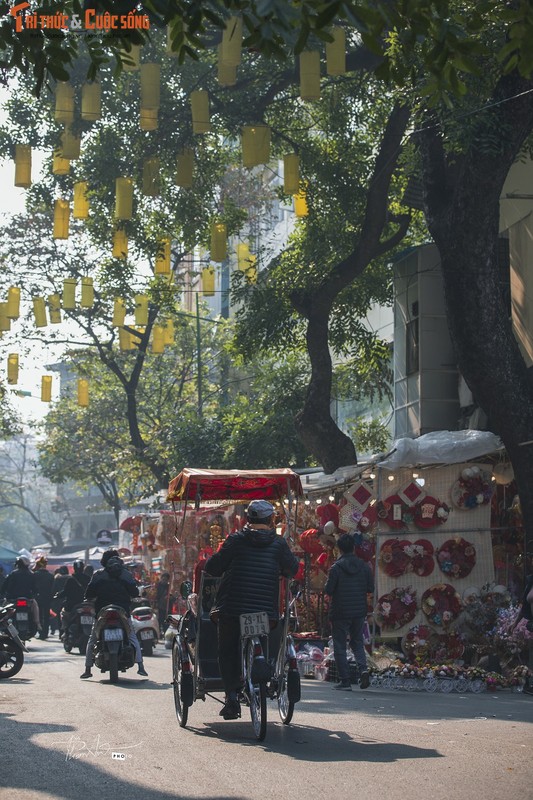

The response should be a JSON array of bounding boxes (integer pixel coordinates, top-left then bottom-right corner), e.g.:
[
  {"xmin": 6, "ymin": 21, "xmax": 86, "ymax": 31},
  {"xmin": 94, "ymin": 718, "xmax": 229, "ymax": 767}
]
[
  {"xmin": 167, "ymin": 468, "xmax": 304, "ymax": 503},
  {"xmin": 0, "ymin": 545, "xmax": 20, "ymax": 573}
]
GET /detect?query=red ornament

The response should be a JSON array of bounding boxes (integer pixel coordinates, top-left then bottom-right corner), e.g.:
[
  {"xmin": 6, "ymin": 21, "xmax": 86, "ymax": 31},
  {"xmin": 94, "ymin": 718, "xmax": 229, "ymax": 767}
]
[
  {"xmin": 377, "ymin": 495, "xmax": 414, "ymax": 530},
  {"xmin": 413, "ymin": 496, "xmax": 450, "ymax": 529},
  {"xmin": 316, "ymin": 503, "xmax": 339, "ymax": 528},
  {"xmin": 298, "ymin": 528, "xmax": 326, "ymax": 555}
]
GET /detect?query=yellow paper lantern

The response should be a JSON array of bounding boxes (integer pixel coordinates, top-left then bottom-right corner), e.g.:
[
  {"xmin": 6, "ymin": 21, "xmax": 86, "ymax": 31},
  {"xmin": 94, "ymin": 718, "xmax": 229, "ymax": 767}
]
[
  {"xmin": 163, "ymin": 319, "xmax": 174, "ymax": 345},
  {"xmin": 7, "ymin": 354, "xmax": 19, "ymax": 385},
  {"xmin": 152, "ymin": 325, "xmax": 165, "ymax": 353},
  {"xmin": 41, "ymin": 375, "xmax": 52, "ymax": 403},
  {"xmin": 112, "ymin": 228, "xmax": 128, "ymax": 259},
  {"xmin": 326, "ymin": 27, "xmax": 346, "ymax": 76},
  {"xmin": 77, "ymin": 379, "xmax": 89, "ymax": 407},
  {"xmin": 140, "ymin": 108, "xmax": 158, "ymax": 131},
  {"xmin": 60, "ymin": 126, "xmax": 81, "ymax": 160},
  {"xmin": 53, "ymin": 199, "xmax": 70, "ymax": 239},
  {"xmin": 62, "ymin": 278, "xmax": 77, "ymax": 310},
  {"xmin": 135, "ymin": 294, "xmax": 149, "ymax": 325},
  {"xmin": 80, "ymin": 277, "xmax": 94, "ymax": 308},
  {"xmin": 217, "ymin": 46, "xmax": 237, "ymax": 86},
  {"xmin": 33, "ymin": 297, "xmax": 47, "ymax": 327},
  {"xmin": 294, "ymin": 189, "xmax": 309, "ymax": 217},
  {"xmin": 300, "ymin": 51, "xmax": 321, "ymax": 100},
  {"xmin": 48, "ymin": 293, "xmax": 62, "ymax": 324},
  {"xmin": 284, "ymin": 154, "xmax": 300, "ymax": 194},
  {"xmin": 241, "ymin": 125, "xmax": 271, "ymax": 168},
  {"xmin": 52, "ymin": 149, "xmax": 70, "ymax": 175},
  {"xmin": 237, "ymin": 242, "xmax": 251, "ymax": 271},
  {"xmin": 81, "ymin": 82, "xmax": 101, "ymax": 122},
  {"xmin": 119, "ymin": 327, "xmax": 134, "ymax": 351},
  {"xmin": 142, "ymin": 157, "xmax": 160, "ymax": 197},
  {"xmin": 220, "ymin": 16, "xmax": 243, "ymax": 66},
  {"xmin": 115, "ymin": 177, "xmax": 133, "ymax": 220},
  {"xmin": 210, "ymin": 221, "xmax": 227, "ymax": 262},
  {"xmin": 121, "ymin": 44, "xmax": 141, "ymax": 71},
  {"xmin": 202, "ymin": 266, "xmax": 215, "ymax": 296},
  {"xmin": 6, "ymin": 287, "xmax": 20, "ymax": 319},
  {"xmin": 55, "ymin": 82, "xmax": 74, "ymax": 124},
  {"xmin": 14, "ymin": 145, "xmax": 31, "ymax": 188},
  {"xmin": 140, "ymin": 63, "xmax": 160, "ymax": 110},
  {"xmin": 191, "ymin": 90, "xmax": 211, "ymax": 134},
  {"xmin": 113, "ymin": 297, "xmax": 126, "ymax": 327},
  {"xmin": 0, "ymin": 303, "xmax": 11, "ymax": 332},
  {"xmin": 155, "ymin": 238, "xmax": 171, "ymax": 275},
  {"xmin": 73, "ymin": 181, "xmax": 89, "ymax": 219},
  {"xmin": 176, "ymin": 149, "xmax": 194, "ymax": 188}
]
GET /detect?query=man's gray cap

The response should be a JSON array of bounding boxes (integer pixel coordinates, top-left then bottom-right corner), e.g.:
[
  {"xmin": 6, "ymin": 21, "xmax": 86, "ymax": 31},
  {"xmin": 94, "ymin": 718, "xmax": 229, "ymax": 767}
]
[{"xmin": 246, "ymin": 499, "xmax": 275, "ymax": 520}]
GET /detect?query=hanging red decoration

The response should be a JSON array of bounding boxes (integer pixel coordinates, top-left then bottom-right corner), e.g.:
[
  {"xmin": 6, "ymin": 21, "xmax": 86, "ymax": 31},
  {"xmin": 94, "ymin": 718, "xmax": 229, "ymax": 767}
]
[
  {"xmin": 413, "ymin": 495, "xmax": 450, "ymax": 529},
  {"xmin": 298, "ymin": 528, "xmax": 326, "ymax": 555}
]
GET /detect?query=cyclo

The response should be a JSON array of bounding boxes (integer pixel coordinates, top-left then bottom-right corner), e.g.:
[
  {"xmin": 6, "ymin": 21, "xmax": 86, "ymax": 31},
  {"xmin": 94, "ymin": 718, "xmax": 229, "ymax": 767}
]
[{"xmin": 166, "ymin": 468, "xmax": 303, "ymax": 742}]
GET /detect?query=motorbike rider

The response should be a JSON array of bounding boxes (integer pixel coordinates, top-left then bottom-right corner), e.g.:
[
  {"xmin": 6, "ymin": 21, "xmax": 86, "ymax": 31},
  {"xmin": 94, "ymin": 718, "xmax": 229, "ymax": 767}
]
[
  {"xmin": 205, "ymin": 499, "xmax": 299, "ymax": 720},
  {"xmin": 80, "ymin": 549, "xmax": 148, "ymax": 679},
  {"xmin": 2, "ymin": 556, "xmax": 40, "ymax": 630},
  {"xmin": 58, "ymin": 560, "xmax": 91, "ymax": 636}
]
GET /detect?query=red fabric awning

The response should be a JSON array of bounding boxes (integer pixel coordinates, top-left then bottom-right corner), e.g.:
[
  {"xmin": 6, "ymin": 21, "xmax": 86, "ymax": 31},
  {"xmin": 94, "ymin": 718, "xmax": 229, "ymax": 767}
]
[{"xmin": 167, "ymin": 468, "xmax": 304, "ymax": 503}]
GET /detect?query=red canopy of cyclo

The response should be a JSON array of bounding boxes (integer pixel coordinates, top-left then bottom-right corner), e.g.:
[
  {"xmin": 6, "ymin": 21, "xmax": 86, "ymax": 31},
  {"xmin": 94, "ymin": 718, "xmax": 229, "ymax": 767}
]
[{"xmin": 167, "ymin": 468, "xmax": 304, "ymax": 503}]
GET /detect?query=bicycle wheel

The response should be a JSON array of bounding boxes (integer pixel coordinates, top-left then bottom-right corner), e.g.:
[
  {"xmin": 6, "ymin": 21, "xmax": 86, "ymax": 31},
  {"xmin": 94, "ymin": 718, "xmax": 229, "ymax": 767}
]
[
  {"xmin": 0, "ymin": 636, "xmax": 24, "ymax": 678},
  {"xmin": 172, "ymin": 639, "xmax": 191, "ymax": 727},
  {"xmin": 277, "ymin": 659, "xmax": 295, "ymax": 725},
  {"xmin": 246, "ymin": 639, "xmax": 267, "ymax": 741}
]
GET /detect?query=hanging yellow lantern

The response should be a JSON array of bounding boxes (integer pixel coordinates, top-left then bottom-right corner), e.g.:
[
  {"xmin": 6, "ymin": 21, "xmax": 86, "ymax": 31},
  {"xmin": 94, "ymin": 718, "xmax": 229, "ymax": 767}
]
[
  {"xmin": 141, "ymin": 63, "xmax": 160, "ymax": 110},
  {"xmin": 210, "ymin": 221, "xmax": 227, "ymax": 262},
  {"xmin": 73, "ymin": 181, "xmax": 89, "ymax": 219},
  {"xmin": 300, "ymin": 51, "xmax": 321, "ymax": 100},
  {"xmin": 33, "ymin": 297, "xmax": 47, "ymax": 327},
  {"xmin": 326, "ymin": 27, "xmax": 346, "ymax": 76},
  {"xmin": 60, "ymin": 126, "xmax": 81, "ymax": 159},
  {"xmin": 220, "ymin": 16, "xmax": 243, "ymax": 66},
  {"xmin": 53, "ymin": 199, "xmax": 70, "ymax": 239},
  {"xmin": 41, "ymin": 375, "xmax": 52, "ymax": 403},
  {"xmin": 121, "ymin": 44, "xmax": 140, "ymax": 71},
  {"xmin": 48, "ymin": 294, "xmax": 62, "ymax": 324},
  {"xmin": 152, "ymin": 325, "xmax": 165, "ymax": 353},
  {"xmin": 284, "ymin": 154, "xmax": 300, "ymax": 194},
  {"xmin": 80, "ymin": 277, "xmax": 94, "ymax": 308},
  {"xmin": 7, "ymin": 354, "xmax": 19, "ymax": 385},
  {"xmin": 112, "ymin": 297, "xmax": 126, "ymax": 327},
  {"xmin": 191, "ymin": 90, "xmax": 211, "ymax": 134},
  {"xmin": 155, "ymin": 238, "xmax": 171, "ymax": 275},
  {"xmin": 52, "ymin": 149, "xmax": 70, "ymax": 175},
  {"xmin": 237, "ymin": 242, "xmax": 251, "ymax": 271},
  {"xmin": 119, "ymin": 327, "xmax": 134, "ymax": 351},
  {"xmin": 140, "ymin": 108, "xmax": 158, "ymax": 131},
  {"xmin": 217, "ymin": 46, "xmax": 237, "ymax": 86},
  {"xmin": 0, "ymin": 303, "xmax": 11, "ymax": 332},
  {"xmin": 62, "ymin": 278, "xmax": 77, "ymax": 310},
  {"xmin": 55, "ymin": 82, "xmax": 74, "ymax": 125},
  {"xmin": 81, "ymin": 82, "xmax": 101, "ymax": 122},
  {"xmin": 115, "ymin": 177, "xmax": 133, "ymax": 220},
  {"xmin": 294, "ymin": 189, "xmax": 309, "ymax": 217},
  {"xmin": 135, "ymin": 294, "xmax": 149, "ymax": 325},
  {"xmin": 142, "ymin": 157, "xmax": 160, "ymax": 197},
  {"xmin": 6, "ymin": 287, "xmax": 20, "ymax": 319},
  {"xmin": 163, "ymin": 319, "xmax": 174, "ymax": 345},
  {"xmin": 241, "ymin": 125, "xmax": 271, "ymax": 168},
  {"xmin": 176, "ymin": 148, "xmax": 194, "ymax": 188},
  {"xmin": 112, "ymin": 228, "xmax": 128, "ymax": 259},
  {"xmin": 202, "ymin": 266, "xmax": 215, "ymax": 296},
  {"xmin": 14, "ymin": 145, "xmax": 31, "ymax": 188},
  {"xmin": 77, "ymin": 379, "xmax": 89, "ymax": 407}
]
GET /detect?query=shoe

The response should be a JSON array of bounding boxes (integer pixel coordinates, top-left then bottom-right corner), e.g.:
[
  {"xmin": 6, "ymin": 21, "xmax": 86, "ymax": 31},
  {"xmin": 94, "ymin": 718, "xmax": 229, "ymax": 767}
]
[
  {"xmin": 80, "ymin": 669, "xmax": 92, "ymax": 679},
  {"xmin": 359, "ymin": 671, "xmax": 370, "ymax": 689},
  {"xmin": 137, "ymin": 665, "xmax": 148, "ymax": 677},
  {"xmin": 219, "ymin": 700, "xmax": 241, "ymax": 719},
  {"xmin": 333, "ymin": 682, "xmax": 352, "ymax": 691}
]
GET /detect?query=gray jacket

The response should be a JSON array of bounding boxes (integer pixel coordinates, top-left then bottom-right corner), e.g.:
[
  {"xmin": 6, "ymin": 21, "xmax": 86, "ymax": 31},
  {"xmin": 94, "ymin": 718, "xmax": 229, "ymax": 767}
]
[{"xmin": 324, "ymin": 553, "xmax": 374, "ymax": 620}]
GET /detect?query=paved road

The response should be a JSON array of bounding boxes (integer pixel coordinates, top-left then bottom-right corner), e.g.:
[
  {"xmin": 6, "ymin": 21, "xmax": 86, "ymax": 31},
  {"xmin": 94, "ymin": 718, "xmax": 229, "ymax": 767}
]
[{"xmin": 1, "ymin": 636, "xmax": 532, "ymax": 800}]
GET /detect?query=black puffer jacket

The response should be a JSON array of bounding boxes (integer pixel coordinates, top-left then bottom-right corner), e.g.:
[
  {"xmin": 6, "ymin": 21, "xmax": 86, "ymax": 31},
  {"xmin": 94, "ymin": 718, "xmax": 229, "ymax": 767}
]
[
  {"xmin": 84, "ymin": 567, "xmax": 139, "ymax": 616},
  {"xmin": 3, "ymin": 567, "xmax": 36, "ymax": 600},
  {"xmin": 205, "ymin": 526, "xmax": 299, "ymax": 620},
  {"xmin": 324, "ymin": 553, "xmax": 374, "ymax": 620}
]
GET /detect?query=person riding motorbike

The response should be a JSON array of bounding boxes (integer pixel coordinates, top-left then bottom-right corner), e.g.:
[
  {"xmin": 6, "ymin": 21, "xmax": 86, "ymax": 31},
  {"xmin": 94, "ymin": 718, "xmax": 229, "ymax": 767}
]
[
  {"xmin": 58, "ymin": 560, "xmax": 91, "ymax": 636},
  {"xmin": 2, "ymin": 556, "xmax": 40, "ymax": 630},
  {"xmin": 205, "ymin": 499, "xmax": 299, "ymax": 720},
  {"xmin": 80, "ymin": 549, "xmax": 148, "ymax": 679}
]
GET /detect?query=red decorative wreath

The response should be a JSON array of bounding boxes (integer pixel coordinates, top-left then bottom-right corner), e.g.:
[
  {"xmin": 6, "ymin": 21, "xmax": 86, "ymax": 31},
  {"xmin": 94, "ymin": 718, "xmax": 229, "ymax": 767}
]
[
  {"xmin": 374, "ymin": 586, "xmax": 417, "ymax": 631},
  {"xmin": 413, "ymin": 496, "xmax": 450, "ymax": 529},
  {"xmin": 451, "ymin": 466, "xmax": 494, "ymax": 510},
  {"xmin": 377, "ymin": 495, "xmax": 415, "ymax": 530},
  {"xmin": 421, "ymin": 583, "xmax": 462, "ymax": 628},
  {"xmin": 436, "ymin": 537, "xmax": 476, "ymax": 579},
  {"xmin": 378, "ymin": 538, "xmax": 434, "ymax": 577}
]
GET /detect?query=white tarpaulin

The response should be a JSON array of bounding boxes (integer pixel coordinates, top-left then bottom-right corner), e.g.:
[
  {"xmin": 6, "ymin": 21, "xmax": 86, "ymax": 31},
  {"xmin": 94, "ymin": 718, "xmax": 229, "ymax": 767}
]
[{"xmin": 377, "ymin": 430, "xmax": 503, "ymax": 470}]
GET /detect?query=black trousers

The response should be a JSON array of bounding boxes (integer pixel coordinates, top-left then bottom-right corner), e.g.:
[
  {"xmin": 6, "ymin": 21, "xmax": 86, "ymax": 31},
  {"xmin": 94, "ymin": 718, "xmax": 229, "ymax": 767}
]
[{"xmin": 216, "ymin": 615, "xmax": 242, "ymax": 694}]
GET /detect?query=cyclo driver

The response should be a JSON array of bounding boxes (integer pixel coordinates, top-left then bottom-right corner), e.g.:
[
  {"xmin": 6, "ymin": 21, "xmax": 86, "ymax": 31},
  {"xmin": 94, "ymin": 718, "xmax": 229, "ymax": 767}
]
[{"xmin": 205, "ymin": 499, "xmax": 299, "ymax": 720}]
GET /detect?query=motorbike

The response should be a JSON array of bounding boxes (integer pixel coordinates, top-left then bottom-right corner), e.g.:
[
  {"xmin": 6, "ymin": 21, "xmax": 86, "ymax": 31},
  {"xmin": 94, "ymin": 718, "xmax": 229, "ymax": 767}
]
[
  {"xmin": 62, "ymin": 602, "xmax": 95, "ymax": 655},
  {"xmin": 0, "ymin": 601, "xmax": 27, "ymax": 678},
  {"xmin": 12, "ymin": 597, "xmax": 38, "ymax": 641},
  {"xmin": 93, "ymin": 604, "xmax": 135, "ymax": 683},
  {"xmin": 130, "ymin": 599, "xmax": 160, "ymax": 658}
]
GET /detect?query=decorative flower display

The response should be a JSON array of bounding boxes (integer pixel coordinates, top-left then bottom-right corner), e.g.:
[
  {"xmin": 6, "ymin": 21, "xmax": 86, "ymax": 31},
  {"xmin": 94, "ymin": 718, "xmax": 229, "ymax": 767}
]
[
  {"xmin": 451, "ymin": 466, "xmax": 494, "ymax": 510},
  {"xmin": 374, "ymin": 586, "xmax": 417, "ymax": 631},
  {"xmin": 421, "ymin": 583, "xmax": 462, "ymax": 628},
  {"xmin": 401, "ymin": 624, "xmax": 464, "ymax": 662},
  {"xmin": 436, "ymin": 537, "xmax": 476, "ymax": 579},
  {"xmin": 377, "ymin": 494, "xmax": 414, "ymax": 530},
  {"xmin": 413, "ymin": 496, "xmax": 450, "ymax": 529},
  {"xmin": 378, "ymin": 537, "xmax": 434, "ymax": 577},
  {"xmin": 338, "ymin": 500, "xmax": 378, "ymax": 534}
]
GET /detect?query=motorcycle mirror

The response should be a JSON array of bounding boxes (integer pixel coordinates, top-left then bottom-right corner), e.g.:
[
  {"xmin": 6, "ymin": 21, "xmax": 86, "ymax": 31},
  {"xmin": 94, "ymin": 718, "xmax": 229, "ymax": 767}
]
[{"xmin": 180, "ymin": 580, "xmax": 192, "ymax": 599}]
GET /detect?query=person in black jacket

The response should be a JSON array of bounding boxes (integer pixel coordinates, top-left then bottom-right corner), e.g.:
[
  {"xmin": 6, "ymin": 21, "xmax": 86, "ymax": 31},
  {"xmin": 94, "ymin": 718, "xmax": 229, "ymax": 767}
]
[
  {"xmin": 58, "ymin": 559, "xmax": 91, "ymax": 635},
  {"xmin": 2, "ymin": 556, "xmax": 40, "ymax": 629},
  {"xmin": 80, "ymin": 549, "xmax": 147, "ymax": 679},
  {"xmin": 33, "ymin": 557, "xmax": 55, "ymax": 639},
  {"xmin": 205, "ymin": 499, "xmax": 299, "ymax": 720},
  {"xmin": 324, "ymin": 534, "xmax": 374, "ymax": 691}
]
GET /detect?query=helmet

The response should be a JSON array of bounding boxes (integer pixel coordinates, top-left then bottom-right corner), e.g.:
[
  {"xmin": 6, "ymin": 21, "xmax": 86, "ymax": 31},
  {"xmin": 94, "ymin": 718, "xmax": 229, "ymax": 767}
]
[
  {"xmin": 73, "ymin": 559, "xmax": 85, "ymax": 573},
  {"xmin": 16, "ymin": 555, "xmax": 31, "ymax": 568},
  {"xmin": 100, "ymin": 548, "xmax": 119, "ymax": 567},
  {"xmin": 105, "ymin": 556, "xmax": 124, "ymax": 577},
  {"xmin": 246, "ymin": 499, "xmax": 275, "ymax": 524}
]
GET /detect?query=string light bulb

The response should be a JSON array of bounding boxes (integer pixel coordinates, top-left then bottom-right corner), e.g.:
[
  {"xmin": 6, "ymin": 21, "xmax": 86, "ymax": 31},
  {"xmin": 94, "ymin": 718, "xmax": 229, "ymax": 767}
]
[
  {"xmin": 388, "ymin": 475, "xmax": 395, "ymax": 481},
  {"xmin": 369, "ymin": 472, "xmax": 376, "ymax": 479}
]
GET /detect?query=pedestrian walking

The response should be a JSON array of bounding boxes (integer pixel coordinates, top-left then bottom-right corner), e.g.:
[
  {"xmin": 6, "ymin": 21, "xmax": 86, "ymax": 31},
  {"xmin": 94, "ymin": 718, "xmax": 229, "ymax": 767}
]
[{"xmin": 33, "ymin": 557, "xmax": 54, "ymax": 639}]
